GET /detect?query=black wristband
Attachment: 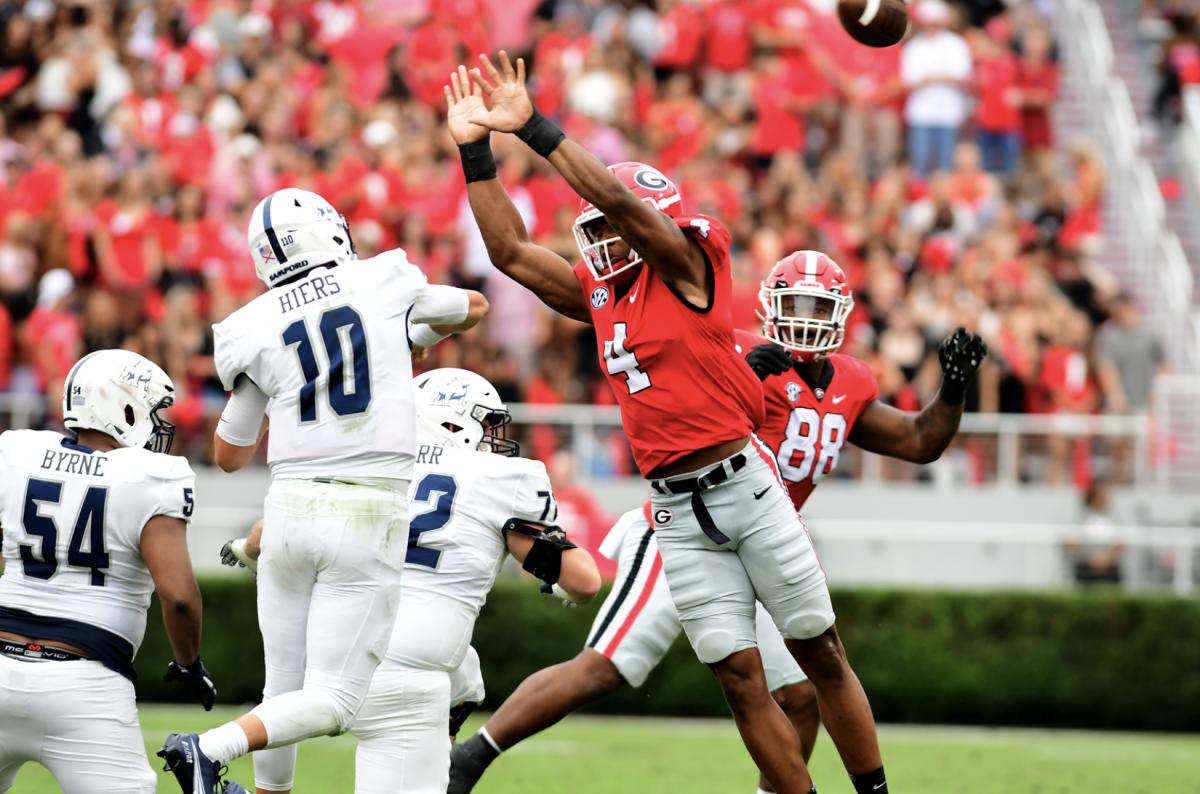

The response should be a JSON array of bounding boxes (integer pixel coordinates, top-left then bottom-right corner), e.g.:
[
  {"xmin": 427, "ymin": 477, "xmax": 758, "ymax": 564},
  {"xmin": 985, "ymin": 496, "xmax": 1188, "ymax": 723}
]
[
  {"xmin": 459, "ymin": 138, "xmax": 497, "ymax": 183},
  {"xmin": 940, "ymin": 376, "xmax": 967, "ymax": 406},
  {"xmin": 514, "ymin": 108, "xmax": 565, "ymax": 158}
]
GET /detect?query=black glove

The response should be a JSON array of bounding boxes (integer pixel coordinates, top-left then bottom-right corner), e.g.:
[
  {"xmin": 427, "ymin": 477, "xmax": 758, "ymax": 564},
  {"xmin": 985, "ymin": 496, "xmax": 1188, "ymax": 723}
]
[
  {"xmin": 164, "ymin": 658, "xmax": 217, "ymax": 711},
  {"xmin": 219, "ymin": 540, "xmax": 243, "ymax": 568},
  {"xmin": 745, "ymin": 343, "xmax": 793, "ymax": 381},
  {"xmin": 937, "ymin": 327, "xmax": 988, "ymax": 405}
]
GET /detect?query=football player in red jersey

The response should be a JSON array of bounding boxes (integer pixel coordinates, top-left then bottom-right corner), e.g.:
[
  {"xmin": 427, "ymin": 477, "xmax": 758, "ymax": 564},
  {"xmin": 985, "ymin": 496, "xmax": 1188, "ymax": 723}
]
[
  {"xmin": 448, "ymin": 249, "xmax": 986, "ymax": 794},
  {"xmin": 445, "ymin": 53, "xmax": 885, "ymax": 794}
]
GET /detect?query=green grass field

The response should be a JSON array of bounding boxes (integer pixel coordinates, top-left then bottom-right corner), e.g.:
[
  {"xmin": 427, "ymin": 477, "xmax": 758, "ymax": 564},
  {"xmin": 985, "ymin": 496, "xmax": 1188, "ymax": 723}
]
[{"xmin": 10, "ymin": 705, "xmax": 1199, "ymax": 793}]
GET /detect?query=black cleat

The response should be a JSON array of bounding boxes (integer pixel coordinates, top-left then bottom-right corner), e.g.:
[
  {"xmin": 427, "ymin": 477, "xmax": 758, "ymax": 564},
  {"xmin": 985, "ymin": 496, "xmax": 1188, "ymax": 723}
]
[{"xmin": 157, "ymin": 732, "xmax": 248, "ymax": 794}]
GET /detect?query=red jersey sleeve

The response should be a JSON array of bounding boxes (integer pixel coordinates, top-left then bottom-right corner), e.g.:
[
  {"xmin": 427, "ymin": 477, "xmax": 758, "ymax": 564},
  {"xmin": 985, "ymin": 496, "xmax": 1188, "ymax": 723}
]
[{"xmin": 676, "ymin": 214, "xmax": 732, "ymax": 275}]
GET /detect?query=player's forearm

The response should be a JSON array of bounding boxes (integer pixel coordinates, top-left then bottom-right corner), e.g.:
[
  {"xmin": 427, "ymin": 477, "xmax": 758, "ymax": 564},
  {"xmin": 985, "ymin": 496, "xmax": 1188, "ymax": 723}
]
[
  {"xmin": 426, "ymin": 290, "xmax": 489, "ymax": 335},
  {"xmin": 160, "ymin": 584, "xmax": 203, "ymax": 665},
  {"xmin": 466, "ymin": 175, "xmax": 536, "ymax": 265},
  {"xmin": 546, "ymin": 139, "xmax": 636, "ymax": 216},
  {"xmin": 557, "ymin": 549, "xmax": 602, "ymax": 604},
  {"xmin": 910, "ymin": 394, "xmax": 964, "ymax": 463}
]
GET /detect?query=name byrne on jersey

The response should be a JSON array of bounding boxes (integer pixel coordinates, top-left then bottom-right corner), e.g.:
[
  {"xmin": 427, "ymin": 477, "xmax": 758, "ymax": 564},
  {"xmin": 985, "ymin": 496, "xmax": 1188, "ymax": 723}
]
[
  {"xmin": 277, "ymin": 273, "xmax": 343, "ymax": 314},
  {"xmin": 40, "ymin": 448, "xmax": 108, "ymax": 477}
]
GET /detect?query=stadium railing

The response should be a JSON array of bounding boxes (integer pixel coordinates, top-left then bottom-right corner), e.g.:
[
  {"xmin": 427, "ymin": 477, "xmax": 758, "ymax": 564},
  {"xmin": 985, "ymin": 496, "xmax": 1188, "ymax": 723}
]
[{"xmin": 1060, "ymin": 0, "xmax": 1200, "ymax": 371}]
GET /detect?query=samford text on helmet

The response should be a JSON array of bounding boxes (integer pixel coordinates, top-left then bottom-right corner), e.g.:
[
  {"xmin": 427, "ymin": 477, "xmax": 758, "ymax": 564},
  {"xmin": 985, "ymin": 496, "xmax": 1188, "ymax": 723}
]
[
  {"xmin": 573, "ymin": 162, "xmax": 683, "ymax": 282},
  {"xmin": 248, "ymin": 187, "xmax": 356, "ymax": 289},
  {"xmin": 62, "ymin": 350, "xmax": 177, "ymax": 453},
  {"xmin": 413, "ymin": 368, "xmax": 519, "ymax": 456},
  {"xmin": 759, "ymin": 250, "xmax": 854, "ymax": 361}
]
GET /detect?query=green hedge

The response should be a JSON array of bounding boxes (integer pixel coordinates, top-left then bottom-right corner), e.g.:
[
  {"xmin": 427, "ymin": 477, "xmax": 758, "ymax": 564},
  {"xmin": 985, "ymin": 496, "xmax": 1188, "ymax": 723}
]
[{"xmin": 134, "ymin": 577, "xmax": 1200, "ymax": 731}]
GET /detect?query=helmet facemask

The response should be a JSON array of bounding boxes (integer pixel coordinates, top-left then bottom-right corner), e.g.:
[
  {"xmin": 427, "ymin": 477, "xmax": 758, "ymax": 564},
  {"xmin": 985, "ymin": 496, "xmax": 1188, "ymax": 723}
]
[
  {"xmin": 474, "ymin": 405, "xmax": 519, "ymax": 457},
  {"xmin": 573, "ymin": 207, "xmax": 642, "ymax": 282},
  {"xmin": 761, "ymin": 286, "xmax": 853, "ymax": 360},
  {"xmin": 147, "ymin": 396, "xmax": 176, "ymax": 454}
]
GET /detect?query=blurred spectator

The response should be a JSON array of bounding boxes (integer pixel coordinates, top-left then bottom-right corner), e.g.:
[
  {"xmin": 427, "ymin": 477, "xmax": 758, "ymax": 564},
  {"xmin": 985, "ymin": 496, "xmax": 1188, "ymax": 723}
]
[
  {"xmin": 971, "ymin": 17, "xmax": 1022, "ymax": 176},
  {"xmin": 1064, "ymin": 479, "xmax": 1125, "ymax": 585},
  {"xmin": 901, "ymin": 0, "xmax": 973, "ymax": 177},
  {"xmin": 1016, "ymin": 24, "xmax": 1058, "ymax": 161},
  {"xmin": 1096, "ymin": 294, "xmax": 1166, "ymax": 414},
  {"xmin": 1152, "ymin": 7, "xmax": 1200, "ymax": 126}
]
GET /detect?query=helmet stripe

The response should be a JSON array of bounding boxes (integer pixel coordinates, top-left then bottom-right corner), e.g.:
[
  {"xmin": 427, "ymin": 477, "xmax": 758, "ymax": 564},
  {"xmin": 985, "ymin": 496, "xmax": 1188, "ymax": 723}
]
[
  {"xmin": 63, "ymin": 351, "xmax": 102, "ymax": 411},
  {"xmin": 805, "ymin": 250, "xmax": 818, "ymax": 279},
  {"xmin": 262, "ymin": 192, "xmax": 288, "ymax": 264}
]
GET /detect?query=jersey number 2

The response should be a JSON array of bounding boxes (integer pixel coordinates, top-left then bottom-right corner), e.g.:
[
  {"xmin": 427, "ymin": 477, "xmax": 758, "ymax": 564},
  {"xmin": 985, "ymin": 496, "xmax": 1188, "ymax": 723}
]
[
  {"xmin": 283, "ymin": 306, "xmax": 372, "ymax": 423},
  {"xmin": 604, "ymin": 323, "xmax": 651, "ymax": 394},
  {"xmin": 777, "ymin": 409, "xmax": 848, "ymax": 484},
  {"xmin": 407, "ymin": 473, "xmax": 457, "ymax": 569},
  {"xmin": 19, "ymin": 479, "xmax": 109, "ymax": 586}
]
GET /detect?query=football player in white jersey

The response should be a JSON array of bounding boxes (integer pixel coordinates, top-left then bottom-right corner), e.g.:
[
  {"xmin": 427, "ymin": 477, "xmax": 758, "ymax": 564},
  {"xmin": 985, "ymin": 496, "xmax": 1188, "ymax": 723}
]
[
  {"xmin": 159, "ymin": 188, "xmax": 488, "ymax": 794},
  {"xmin": 348, "ymin": 368, "xmax": 600, "ymax": 794},
  {"xmin": 0, "ymin": 350, "xmax": 217, "ymax": 793},
  {"xmin": 220, "ymin": 368, "xmax": 600, "ymax": 794}
]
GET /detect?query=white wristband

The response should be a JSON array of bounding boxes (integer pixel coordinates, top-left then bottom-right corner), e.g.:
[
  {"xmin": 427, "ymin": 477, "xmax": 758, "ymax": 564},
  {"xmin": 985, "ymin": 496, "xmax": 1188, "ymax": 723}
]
[{"xmin": 410, "ymin": 324, "xmax": 450, "ymax": 349}]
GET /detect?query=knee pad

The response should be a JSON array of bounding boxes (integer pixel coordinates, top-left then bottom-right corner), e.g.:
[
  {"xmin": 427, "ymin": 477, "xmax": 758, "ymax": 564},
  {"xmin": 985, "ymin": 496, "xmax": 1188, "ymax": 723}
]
[
  {"xmin": 690, "ymin": 626, "xmax": 743, "ymax": 665},
  {"xmin": 781, "ymin": 609, "xmax": 835, "ymax": 642}
]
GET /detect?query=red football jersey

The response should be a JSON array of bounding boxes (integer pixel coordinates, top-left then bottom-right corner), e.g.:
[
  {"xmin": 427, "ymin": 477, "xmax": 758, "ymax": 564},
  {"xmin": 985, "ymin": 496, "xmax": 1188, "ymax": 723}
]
[
  {"xmin": 576, "ymin": 216, "xmax": 765, "ymax": 476},
  {"xmin": 733, "ymin": 330, "xmax": 878, "ymax": 510}
]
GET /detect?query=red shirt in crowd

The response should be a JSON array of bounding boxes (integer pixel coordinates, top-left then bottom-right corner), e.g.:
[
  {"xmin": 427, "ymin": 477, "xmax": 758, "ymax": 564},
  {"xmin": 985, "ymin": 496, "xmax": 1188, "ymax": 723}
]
[
  {"xmin": 705, "ymin": 1, "xmax": 753, "ymax": 72},
  {"xmin": 23, "ymin": 306, "xmax": 80, "ymax": 392},
  {"xmin": 1016, "ymin": 58, "xmax": 1058, "ymax": 150},
  {"xmin": 975, "ymin": 51, "xmax": 1022, "ymax": 133},
  {"xmin": 656, "ymin": 2, "xmax": 704, "ymax": 70}
]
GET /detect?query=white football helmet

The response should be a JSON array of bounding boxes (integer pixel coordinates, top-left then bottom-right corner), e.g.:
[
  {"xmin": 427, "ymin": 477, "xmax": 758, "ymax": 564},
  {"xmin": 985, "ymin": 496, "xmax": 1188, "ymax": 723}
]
[
  {"xmin": 413, "ymin": 368, "xmax": 518, "ymax": 456},
  {"xmin": 247, "ymin": 187, "xmax": 356, "ymax": 289},
  {"xmin": 62, "ymin": 350, "xmax": 177, "ymax": 453}
]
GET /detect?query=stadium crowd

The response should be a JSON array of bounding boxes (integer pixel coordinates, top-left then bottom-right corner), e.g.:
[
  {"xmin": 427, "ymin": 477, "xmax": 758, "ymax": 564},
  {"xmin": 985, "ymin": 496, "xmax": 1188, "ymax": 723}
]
[{"xmin": 0, "ymin": 0, "xmax": 1159, "ymax": 480}]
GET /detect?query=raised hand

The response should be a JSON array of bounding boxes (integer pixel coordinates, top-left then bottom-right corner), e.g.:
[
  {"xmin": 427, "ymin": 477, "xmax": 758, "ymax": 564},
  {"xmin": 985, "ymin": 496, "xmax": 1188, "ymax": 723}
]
[
  {"xmin": 444, "ymin": 64, "xmax": 489, "ymax": 145},
  {"xmin": 469, "ymin": 51, "xmax": 534, "ymax": 133}
]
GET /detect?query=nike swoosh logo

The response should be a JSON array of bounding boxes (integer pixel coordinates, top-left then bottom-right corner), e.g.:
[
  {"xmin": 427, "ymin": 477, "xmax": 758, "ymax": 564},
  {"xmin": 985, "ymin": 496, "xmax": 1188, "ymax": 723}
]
[
  {"xmin": 753, "ymin": 487, "xmax": 770, "ymax": 500},
  {"xmin": 873, "ymin": 784, "xmax": 886, "ymax": 791},
  {"xmin": 629, "ymin": 284, "xmax": 640, "ymax": 303},
  {"xmin": 832, "ymin": 394, "xmax": 847, "ymax": 404}
]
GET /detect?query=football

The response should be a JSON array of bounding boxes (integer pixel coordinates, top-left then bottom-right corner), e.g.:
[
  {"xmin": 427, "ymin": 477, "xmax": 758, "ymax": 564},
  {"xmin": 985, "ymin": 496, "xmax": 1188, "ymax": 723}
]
[{"xmin": 838, "ymin": 0, "xmax": 910, "ymax": 48}]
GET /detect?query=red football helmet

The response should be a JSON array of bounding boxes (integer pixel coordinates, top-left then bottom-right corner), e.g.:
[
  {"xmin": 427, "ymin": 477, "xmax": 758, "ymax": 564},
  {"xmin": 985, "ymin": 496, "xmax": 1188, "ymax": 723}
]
[
  {"xmin": 573, "ymin": 162, "xmax": 683, "ymax": 281},
  {"xmin": 759, "ymin": 250, "xmax": 854, "ymax": 361}
]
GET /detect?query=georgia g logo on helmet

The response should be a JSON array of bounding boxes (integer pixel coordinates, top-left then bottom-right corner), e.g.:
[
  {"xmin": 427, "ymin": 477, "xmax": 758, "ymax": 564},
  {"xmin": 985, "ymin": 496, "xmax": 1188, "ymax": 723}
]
[{"xmin": 633, "ymin": 168, "xmax": 670, "ymax": 191}]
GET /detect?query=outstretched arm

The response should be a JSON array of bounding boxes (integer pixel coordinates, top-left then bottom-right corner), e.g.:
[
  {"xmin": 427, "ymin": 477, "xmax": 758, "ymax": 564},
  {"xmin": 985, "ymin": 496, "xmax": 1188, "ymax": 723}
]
[
  {"xmin": 468, "ymin": 53, "xmax": 706, "ymax": 302},
  {"xmin": 849, "ymin": 328, "xmax": 988, "ymax": 464},
  {"xmin": 445, "ymin": 67, "xmax": 590, "ymax": 323}
]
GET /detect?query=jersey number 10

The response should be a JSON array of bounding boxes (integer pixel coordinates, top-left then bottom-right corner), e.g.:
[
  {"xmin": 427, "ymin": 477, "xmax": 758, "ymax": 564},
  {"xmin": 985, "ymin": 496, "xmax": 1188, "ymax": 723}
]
[{"xmin": 283, "ymin": 306, "xmax": 373, "ymax": 423}]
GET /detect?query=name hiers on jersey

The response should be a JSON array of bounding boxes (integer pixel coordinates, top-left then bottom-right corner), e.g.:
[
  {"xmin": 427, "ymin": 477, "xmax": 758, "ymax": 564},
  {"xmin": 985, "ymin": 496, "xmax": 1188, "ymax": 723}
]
[
  {"xmin": 384, "ymin": 444, "xmax": 559, "ymax": 672},
  {"xmin": 212, "ymin": 249, "xmax": 464, "ymax": 481},
  {"xmin": 0, "ymin": 430, "xmax": 195, "ymax": 680},
  {"xmin": 733, "ymin": 330, "xmax": 879, "ymax": 511},
  {"xmin": 574, "ymin": 215, "xmax": 765, "ymax": 476}
]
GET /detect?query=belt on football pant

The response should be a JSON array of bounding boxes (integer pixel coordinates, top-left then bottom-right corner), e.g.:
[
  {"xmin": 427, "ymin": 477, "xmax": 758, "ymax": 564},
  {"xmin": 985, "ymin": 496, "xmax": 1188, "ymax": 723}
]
[
  {"xmin": 1, "ymin": 639, "xmax": 90, "ymax": 663},
  {"xmin": 650, "ymin": 453, "xmax": 746, "ymax": 545}
]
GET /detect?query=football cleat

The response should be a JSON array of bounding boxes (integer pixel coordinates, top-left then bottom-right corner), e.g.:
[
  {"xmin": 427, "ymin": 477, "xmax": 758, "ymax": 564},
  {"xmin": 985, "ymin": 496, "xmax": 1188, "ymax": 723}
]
[{"xmin": 157, "ymin": 733, "xmax": 248, "ymax": 794}]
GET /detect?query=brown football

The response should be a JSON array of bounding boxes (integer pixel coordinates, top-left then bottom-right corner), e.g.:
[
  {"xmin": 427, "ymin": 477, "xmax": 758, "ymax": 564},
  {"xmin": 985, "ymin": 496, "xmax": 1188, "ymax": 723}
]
[{"xmin": 837, "ymin": 0, "xmax": 910, "ymax": 48}]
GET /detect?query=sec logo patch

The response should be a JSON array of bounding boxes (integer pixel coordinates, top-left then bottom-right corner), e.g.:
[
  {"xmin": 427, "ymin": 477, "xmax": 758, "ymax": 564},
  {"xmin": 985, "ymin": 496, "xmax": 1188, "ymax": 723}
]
[
  {"xmin": 591, "ymin": 287, "xmax": 610, "ymax": 309},
  {"xmin": 653, "ymin": 508, "xmax": 672, "ymax": 526}
]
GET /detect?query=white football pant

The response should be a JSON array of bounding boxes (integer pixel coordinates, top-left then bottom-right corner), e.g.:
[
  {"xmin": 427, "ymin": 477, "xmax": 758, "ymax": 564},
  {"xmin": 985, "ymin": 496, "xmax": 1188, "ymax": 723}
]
[
  {"xmin": 251, "ymin": 478, "xmax": 407, "ymax": 792},
  {"xmin": 0, "ymin": 655, "xmax": 155, "ymax": 793}
]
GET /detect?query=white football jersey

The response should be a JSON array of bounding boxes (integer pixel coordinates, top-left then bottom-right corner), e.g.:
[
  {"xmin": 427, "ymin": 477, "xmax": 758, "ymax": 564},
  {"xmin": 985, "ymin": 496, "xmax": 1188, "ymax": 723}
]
[
  {"xmin": 384, "ymin": 444, "xmax": 559, "ymax": 671},
  {"xmin": 0, "ymin": 430, "xmax": 195, "ymax": 680},
  {"xmin": 212, "ymin": 248, "xmax": 470, "ymax": 481}
]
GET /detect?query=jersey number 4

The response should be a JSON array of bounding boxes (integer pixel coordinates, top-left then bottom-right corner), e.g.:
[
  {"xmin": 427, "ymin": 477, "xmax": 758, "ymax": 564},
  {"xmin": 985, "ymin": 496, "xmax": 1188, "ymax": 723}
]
[
  {"xmin": 283, "ymin": 306, "xmax": 372, "ymax": 423},
  {"xmin": 19, "ymin": 479, "xmax": 109, "ymax": 586},
  {"xmin": 777, "ymin": 409, "xmax": 848, "ymax": 484},
  {"xmin": 604, "ymin": 323, "xmax": 651, "ymax": 394}
]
